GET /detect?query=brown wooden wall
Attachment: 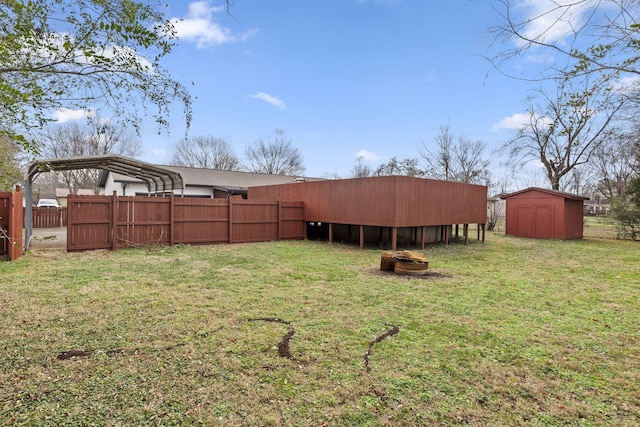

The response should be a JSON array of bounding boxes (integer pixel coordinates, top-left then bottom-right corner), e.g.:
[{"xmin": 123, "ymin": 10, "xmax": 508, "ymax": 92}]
[
  {"xmin": 67, "ymin": 194, "xmax": 305, "ymax": 251},
  {"xmin": 0, "ymin": 191, "xmax": 23, "ymax": 260},
  {"xmin": 248, "ymin": 176, "xmax": 487, "ymax": 227}
]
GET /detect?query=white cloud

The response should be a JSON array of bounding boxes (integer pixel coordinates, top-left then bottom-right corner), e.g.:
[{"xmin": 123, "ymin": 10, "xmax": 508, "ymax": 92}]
[
  {"xmin": 52, "ymin": 108, "xmax": 93, "ymax": 123},
  {"xmin": 250, "ymin": 92, "xmax": 286, "ymax": 109},
  {"xmin": 491, "ymin": 113, "xmax": 532, "ymax": 131},
  {"xmin": 492, "ymin": 112, "xmax": 553, "ymax": 131},
  {"xmin": 612, "ymin": 75, "xmax": 640, "ymax": 93},
  {"xmin": 171, "ymin": 1, "xmax": 255, "ymax": 48},
  {"xmin": 512, "ymin": 0, "xmax": 601, "ymax": 47},
  {"xmin": 355, "ymin": 150, "xmax": 380, "ymax": 162}
]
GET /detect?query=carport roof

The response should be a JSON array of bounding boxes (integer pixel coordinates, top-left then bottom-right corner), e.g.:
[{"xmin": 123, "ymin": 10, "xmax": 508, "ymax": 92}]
[{"xmin": 28, "ymin": 154, "xmax": 184, "ymax": 193}]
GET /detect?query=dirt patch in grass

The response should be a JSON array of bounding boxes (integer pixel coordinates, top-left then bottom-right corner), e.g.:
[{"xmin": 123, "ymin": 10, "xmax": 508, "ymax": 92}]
[
  {"xmin": 370, "ymin": 267, "xmax": 451, "ymax": 280},
  {"xmin": 248, "ymin": 317, "xmax": 300, "ymax": 362},
  {"xmin": 363, "ymin": 325, "xmax": 400, "ymax": 372}
]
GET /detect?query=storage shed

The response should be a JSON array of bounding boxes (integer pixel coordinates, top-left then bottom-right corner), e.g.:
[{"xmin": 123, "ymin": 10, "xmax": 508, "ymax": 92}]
[
  {"xmin": 249, "ymin": 176, "xmax": 488, "ymax": 250},
  {"xmin": 500, "ymin": 187, "xmax": 589, "ymax": 240}
]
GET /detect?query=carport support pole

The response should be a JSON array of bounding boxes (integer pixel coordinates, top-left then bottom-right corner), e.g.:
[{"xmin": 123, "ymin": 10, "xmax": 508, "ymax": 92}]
[
  {"xmin": 359, "ymin": 225, "xmax": 364, "ymax": 249},
  {"xmin": 24, "ymin": 173, "xmax": 35, "ymax": 251},
  {"xmin": 328, "ymin": 223, "xmax": 333, "ymax": 244},
  {"xmin": 421, "ymin": 226, "xmax": 425, "ymax": 250}
]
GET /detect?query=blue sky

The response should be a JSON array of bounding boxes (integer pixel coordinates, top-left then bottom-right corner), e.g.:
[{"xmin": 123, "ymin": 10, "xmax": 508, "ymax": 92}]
[
  {"xmin": 126, "ymin": 0, "xmax": 545, "ymax": 179},
  {"xmin": 46, "ymin": 0, "xmax": 576, "ymax": 180}
]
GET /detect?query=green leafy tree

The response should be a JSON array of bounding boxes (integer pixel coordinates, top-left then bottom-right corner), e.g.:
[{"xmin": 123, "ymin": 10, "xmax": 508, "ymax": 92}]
[
  {"xmin": 611, "ymin": 176, "xmax": 640, "ymax": 240},
  {"xmin": 0, "ymin": 0, "xmax": 194, "ymax": 154},
  {"xmin": 0, "ymin": 136, "xmax": 24, "ymax": 191}
]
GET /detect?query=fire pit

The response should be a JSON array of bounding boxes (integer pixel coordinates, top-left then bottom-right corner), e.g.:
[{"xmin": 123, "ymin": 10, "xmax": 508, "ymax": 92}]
[{"xmin": 380, "ymin": 250, "xmax": 429, "ymax": 276}]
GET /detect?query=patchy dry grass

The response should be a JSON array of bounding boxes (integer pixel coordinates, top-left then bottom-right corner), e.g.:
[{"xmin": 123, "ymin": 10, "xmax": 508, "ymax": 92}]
[
  {"xmin": 583, "ymin": 216, "xmax": 618, "ymax": 240},
  {"xmin": 1, "ymin": 233, "xmax": 639, "ymax": 426}
]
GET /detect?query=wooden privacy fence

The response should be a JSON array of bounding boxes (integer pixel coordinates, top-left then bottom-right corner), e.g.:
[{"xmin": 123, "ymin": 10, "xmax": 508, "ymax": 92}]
[
  {"xmin": 32, "ymin": 207, "xmax": 67, "ymax": 228},
  {"xmin": 1, "ymin": 191, "xmax": 23, "ymax": 261},
  {"xmin": 67, "ymin": 194, "xmax": 305, "ymax": 251}
]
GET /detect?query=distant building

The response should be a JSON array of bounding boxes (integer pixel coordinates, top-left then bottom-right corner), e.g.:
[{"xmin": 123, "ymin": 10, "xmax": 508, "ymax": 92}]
[
  {"xmin": 99, "ymin": 165, "xmax": 322, "ymax": 199},
  {"xmin": 55, "ymin": 188, "xmax": 100, "ymax": 207}
]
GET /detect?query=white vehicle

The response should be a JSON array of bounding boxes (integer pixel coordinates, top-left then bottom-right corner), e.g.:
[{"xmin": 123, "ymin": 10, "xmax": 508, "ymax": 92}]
[{"xmin": 36, "ymin": 198, "xmax": 60, "ymax": 208}]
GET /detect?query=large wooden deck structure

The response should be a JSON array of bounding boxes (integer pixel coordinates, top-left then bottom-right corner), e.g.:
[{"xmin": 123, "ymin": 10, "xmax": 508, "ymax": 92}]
[{"xmin": 248, "ymin": 176, "xmax": 488, "ymax": 250}]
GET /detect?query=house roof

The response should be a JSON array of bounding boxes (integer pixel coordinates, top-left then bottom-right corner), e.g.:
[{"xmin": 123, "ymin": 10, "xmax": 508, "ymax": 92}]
[
  {"xmin": 56, "ymin": 188, "xmax": 97, "ymax": 197},
  {"xmin": 500, "ymin": 187, "xmax": 590, "ymax": 201},
  {"xmin": 100, "ymin": 164, "xmax": 320, "ymax": 193}
]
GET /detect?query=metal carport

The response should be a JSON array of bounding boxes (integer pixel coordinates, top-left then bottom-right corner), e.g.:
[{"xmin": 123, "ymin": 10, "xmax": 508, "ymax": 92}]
[{"xmin": 25, "ymin": 155, "xmax": 184, "ymax": 250}]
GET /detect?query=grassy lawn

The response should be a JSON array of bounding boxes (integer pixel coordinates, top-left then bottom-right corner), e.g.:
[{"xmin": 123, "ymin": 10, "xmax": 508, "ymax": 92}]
[
  {"xmin": 583, "ymin": 216, "xmax": 619, "ymax": 240},
  {"xmin": 1, "ymin": 233, "xmax": 639, "ymax": 426}
]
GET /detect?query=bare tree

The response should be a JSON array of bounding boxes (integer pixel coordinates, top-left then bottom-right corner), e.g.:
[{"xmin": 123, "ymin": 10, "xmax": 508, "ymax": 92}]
[
  {"xmin": 350, "ymin": 156, "xmax": 374, "ymax": 178},
  {"xmin": 245, "ymin": 129, "xmax": 305, "ymax": 175},
  {"xmin": 503, "ymin": 75, "xmax": 625, "ymax": 190},
  {"xmin": 591, "ymin": 134, "xmax": 638, "ymax": 199},
  {"xmin": 421, "ymin": 125, "xmax": 455, "ymax": 181},
  {"xmin": 493, "ymin": 0, "xmax": 640, "ymax": 79},
  {"xmin": 420, "ymin": 125, "xmax": 491, "ymax": 185},
  {"xmin": 374, "ymin": 157, "xmax": 424, "ymax": 177},
  {"xmin": 171, "ymin": 135, "xmax": 241, "ymax": 170},
  {"xmin": 43, "ymin": 116, "xmax": 141, "ymax": 194}
]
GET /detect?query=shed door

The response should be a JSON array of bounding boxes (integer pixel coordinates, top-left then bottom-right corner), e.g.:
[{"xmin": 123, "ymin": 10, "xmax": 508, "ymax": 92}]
[
  {"xmin": 535, "ymin": 206, "xmax": 554, "ymax": 239},
  {"xmin": 517, "ymin": 205, "xmax": 554, "ymax": 239}
]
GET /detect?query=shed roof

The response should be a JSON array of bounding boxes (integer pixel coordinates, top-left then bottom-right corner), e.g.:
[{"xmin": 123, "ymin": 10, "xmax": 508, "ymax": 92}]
[{"xmin": 500, "ymin": 187, "xmax": 590, "ymax": 201}]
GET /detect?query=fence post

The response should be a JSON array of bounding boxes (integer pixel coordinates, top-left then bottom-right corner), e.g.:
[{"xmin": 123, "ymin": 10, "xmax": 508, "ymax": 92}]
[
  {"xmin": 8, "ymin": 189, "xmax": 23, "ymax": 260},
  {"xmin": 228, "ymin": 197, "xmax": 233, "ymax": 244},
  {"xmin": 111, "ymin": 191, "xmax": 118, "ymax": 250},
  {"xmin": 170, "ymin": 192, "xmax": 175, "ymax": 246}
]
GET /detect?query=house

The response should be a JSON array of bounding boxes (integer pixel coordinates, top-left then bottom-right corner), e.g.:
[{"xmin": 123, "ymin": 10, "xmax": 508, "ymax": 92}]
[
  {"xmin": 99, "ymin": 165, "xmax": 319, "ymax": 198},
  {"xmin": 583, "ymin": 195, "xmax": 610, "ymax": 216},
  {"xmin": 500, "ymin": 187, "xmax": 589, "ymax": 240},
  {"xmin": 55, "ymin": 188, "xmax": 100, "ymax": 207}
]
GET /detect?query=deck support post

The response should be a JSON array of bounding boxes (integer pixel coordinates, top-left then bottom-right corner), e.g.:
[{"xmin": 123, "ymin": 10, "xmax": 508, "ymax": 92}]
[{"xmin": 391, "ymin": 227, "xmax": 397, "ymax": 250}]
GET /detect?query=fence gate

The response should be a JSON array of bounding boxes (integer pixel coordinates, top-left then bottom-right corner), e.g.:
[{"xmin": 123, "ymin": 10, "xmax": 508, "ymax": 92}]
[{"xmin": 67, "ymin": 195, "xmax": 113, "ymax": 251}]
